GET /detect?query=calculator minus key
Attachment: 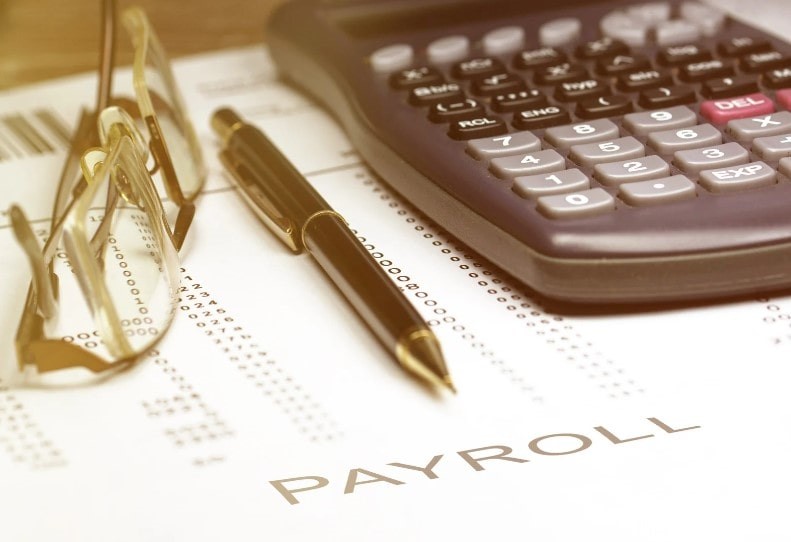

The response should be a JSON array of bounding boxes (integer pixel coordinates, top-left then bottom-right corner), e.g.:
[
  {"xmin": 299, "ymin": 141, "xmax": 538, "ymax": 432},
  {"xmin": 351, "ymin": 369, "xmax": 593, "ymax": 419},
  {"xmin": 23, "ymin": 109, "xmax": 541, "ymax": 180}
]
[
  {"xmin": 537, "ymin": 188, "xmax": 616, "ymax": 219},
  {"xmin": 467, "ymin": 131, "xmax": 541, "ymax": 160},
  {"xmin": 428, "ymin": 98, "xmax": 485, "ymax": 123},
  {"xmin": 544, "ymin": 119, "xmax": 619, "ymax": 150},
  {"xmin": 489, "ymin": 149, "xmax": 566, "ymax": 179},
  {"xmin": 448, "ymin": 115, "xmax": 508, "ymax": 140},
  {"xmin": 648, "ymin": 124, "xmax": 722, "ymax": 154},
  {"xmin": 513, "ymin": 168, "xmax": 589, "ymax": 199},
  {"xmin": 619, "ymin": 175, "xmax": 696, "ymax": 206},
  {"xmin": 673, "ymin": 142, "xmax": 749, "ymax": 174},
  {"xmin": 623, "ymin": 106, "xmax": 697, "ymax": 136},
  {"xmin": 594, "ymin": 155, "xmax": 671, "ymax": 186},
  {"xmin": 569, "ymin": 136, "xmax": 645, "ymax": 169}
]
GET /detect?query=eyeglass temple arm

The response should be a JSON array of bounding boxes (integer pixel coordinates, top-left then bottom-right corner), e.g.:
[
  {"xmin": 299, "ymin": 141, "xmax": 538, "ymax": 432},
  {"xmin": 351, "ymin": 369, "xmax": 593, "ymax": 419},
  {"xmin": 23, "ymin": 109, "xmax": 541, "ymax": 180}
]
[
  {"xmin": 97, "ymin": 0, "xmax": 116, "ymax": 113},
  {"xmin": 9, "ymin": 206, "xmax": 58, "ymax": 319}
]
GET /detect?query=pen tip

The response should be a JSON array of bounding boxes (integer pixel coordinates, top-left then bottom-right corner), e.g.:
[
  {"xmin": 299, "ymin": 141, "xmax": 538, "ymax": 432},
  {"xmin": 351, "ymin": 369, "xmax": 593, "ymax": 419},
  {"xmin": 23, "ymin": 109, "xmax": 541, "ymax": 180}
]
[{"xmin": 397, "ymin": 330, "xmax": 455, "ymax": 394}]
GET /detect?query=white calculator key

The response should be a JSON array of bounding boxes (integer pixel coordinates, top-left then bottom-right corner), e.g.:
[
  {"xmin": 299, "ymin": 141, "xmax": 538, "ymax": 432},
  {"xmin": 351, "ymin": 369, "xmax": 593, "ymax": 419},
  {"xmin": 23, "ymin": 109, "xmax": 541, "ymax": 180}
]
[
  {"xmin": 623, "ymin": 106, "xmax": 697, "ymax": 136},
  {"xmin": 594, "ymin": 155, "xmax": 671, "ymax": 186},
  {"xmin": 569, "ymin": 137, "xmax": 645, "ymax": 169},
  {"xmin": 619, "ymin": 175, "xmax": 696, "ymax": 206},
  {"xmin": 513, "ymin": 169, "xmax": 590, "ymax": 199},
  {"xmin": 727, "ymin": 112, "xmax": 791, "ymax": 142},
  {"xmin": 648, "ymin": 124, "xmax": 722, "ymax": 154},
  {"xmin": 544, "ymin": 119, "xmax": 620, "ymax": 149},
  {"xmin": 467, "ymin": 131, "xmax": 541, "ymax": 160},
  {"xmin": 656, "ymin": 20, "xmax": 701, "ymax": 47},
  {"xmin": 370, "ymin": 44, "xmax": 414, "ymax": 73},
  {"xmin": 427, "ymin": 35, "xmax": 470, "ymax": 64},
  {"xmin": 753, "ymin": 134, "xmax": 791, "ymax": 160},
  {"xmin": 539, "ymin": 18, "xmax": 582, "ymax": 47},
  {"xmin": 489, "ymin": 149, "xmax": 566, "ymax": 179},
  {"xmin": 680, "ymin": 2, "xmax": 727, "ymax": 37},
  {"xmin": 483, "ymin": 26, "xmax": 525, "ymax": 55},
  {"xmin": 699, "ymin": 161, "xmax": 776, "ymax": 193},
  {"xmin": 600, "ymin": 11, "xmax": 649, "ymax": 47},
  {"xmin": 537, "ymin": 188, "xmax": 615, "ymax": 219},
  {"xmin": 627, "ymin": 2, "xmax": 672, "ymax": 23},
  {"xmin": 674, "ymin": 142, "xmax": 749, "ymax": 174}
]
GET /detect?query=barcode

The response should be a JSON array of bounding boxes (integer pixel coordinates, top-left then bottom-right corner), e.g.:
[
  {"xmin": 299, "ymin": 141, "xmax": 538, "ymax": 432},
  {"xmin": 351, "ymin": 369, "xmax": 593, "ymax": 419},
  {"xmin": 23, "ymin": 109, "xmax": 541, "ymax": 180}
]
[{"xmin": 0, "ymin": 108, "xmax": 71, "ymax": 160}]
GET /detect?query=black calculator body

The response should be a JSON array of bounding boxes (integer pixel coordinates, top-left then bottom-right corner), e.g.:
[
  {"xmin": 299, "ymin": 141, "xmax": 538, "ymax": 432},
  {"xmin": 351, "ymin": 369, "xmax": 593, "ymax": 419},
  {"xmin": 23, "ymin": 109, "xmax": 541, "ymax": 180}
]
[{"xmin": 267, "ymin": 0, "xmax": 791, "ymax": 303}]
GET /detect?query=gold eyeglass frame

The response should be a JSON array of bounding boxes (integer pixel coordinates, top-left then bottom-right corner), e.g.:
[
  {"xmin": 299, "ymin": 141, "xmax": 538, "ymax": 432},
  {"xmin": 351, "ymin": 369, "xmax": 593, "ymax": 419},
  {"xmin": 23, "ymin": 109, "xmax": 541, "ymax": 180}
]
[{"xmin": 9, "ymin": 0, "xmax": 206, "ymax": 377}]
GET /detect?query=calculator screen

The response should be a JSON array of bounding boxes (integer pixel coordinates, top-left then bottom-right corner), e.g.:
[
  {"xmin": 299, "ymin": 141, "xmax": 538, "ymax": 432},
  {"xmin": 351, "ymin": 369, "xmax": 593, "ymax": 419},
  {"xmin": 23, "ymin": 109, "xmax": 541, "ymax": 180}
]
[{"xmin": 332, "ymin": 0, "xmax": 593, "ymax": 38}]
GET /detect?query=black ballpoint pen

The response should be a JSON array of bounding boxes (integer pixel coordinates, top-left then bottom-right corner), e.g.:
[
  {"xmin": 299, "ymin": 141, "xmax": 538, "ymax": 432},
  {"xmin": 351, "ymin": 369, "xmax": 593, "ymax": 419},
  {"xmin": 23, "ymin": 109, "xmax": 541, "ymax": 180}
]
[{"xmin": 211, "ymin": 108, "xmax": 456, "ymax": 393}]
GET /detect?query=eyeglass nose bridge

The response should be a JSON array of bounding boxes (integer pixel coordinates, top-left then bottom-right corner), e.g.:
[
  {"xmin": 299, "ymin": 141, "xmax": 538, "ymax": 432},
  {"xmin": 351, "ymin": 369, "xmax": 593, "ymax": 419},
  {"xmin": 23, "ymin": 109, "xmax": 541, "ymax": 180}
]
[{"xmin": 98, "ymin": 106, "xmax": 149, "ymax": 161}]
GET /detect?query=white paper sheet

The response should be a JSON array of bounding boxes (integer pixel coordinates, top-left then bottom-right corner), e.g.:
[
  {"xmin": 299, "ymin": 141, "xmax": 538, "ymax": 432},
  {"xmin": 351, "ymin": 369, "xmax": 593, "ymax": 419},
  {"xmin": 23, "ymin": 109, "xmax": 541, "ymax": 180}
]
[{"xmin": 2, "ymin": 2, "xmax": 791, "ymax": 539}]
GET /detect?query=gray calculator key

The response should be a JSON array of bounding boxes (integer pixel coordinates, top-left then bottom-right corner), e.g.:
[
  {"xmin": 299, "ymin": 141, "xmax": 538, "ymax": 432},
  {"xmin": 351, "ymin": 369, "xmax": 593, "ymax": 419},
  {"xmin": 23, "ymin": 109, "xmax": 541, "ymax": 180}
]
[
  {"xmin": 780, "ymin": 157, "xmax": 791, "ymax": 177},
  {"xmin": 489, "ymin": 149, "xmax": 565, "ymax": 179},
  {"xmin": 467, "ymin": 131, "xmax": 541, "ymax": 160},
  {"xmin": 680, "ymin": 2, "xmax": 726, "ymax": 37},
  {"xmin": 699, "ymin": 161, "xmax": 776, "ymax": 193},
  {"xmin": 427, "ymin": 35, "xmax": 470, "ymax": 64},
  {"xmin": 594, "ymin": 155, "xmax": 670, "ymax": 186},
  {"xmin": 513, "ymin": 168, "xmax": 590, "ymax": 199},
  {"xmin": 537, "ymin": 188, "xmax": 615, "ymax": 219},
  {"xmin": 727, "ymin": 112, "xmax": 791, "ymax": 142},
  {"xmin": 623, "ymin": 106, "xmax": 697, "ymax": 136},
  {"xmin": 656, "ymin": 20, "xmax": 700, "ymax": 47},
  {"xmin": 544, "ymin": 119, "xmax": 620, "ymax": 149},
  {"xmin": 753, "ymin": 134, "xmax": 791, "ymax": 160},
  {"xmin": 600, "ymin": 11, "xmax": 649, "ymax": 47},
  {"xmin": 619, "ymin": 175, "xmax": 696, "ymax": 206},
  {"xmin": 627, "ymin": 2, "xmax": 671, "ymax": 23},
  {"xmin": 648, "ymin": 124, "xmax": 722, "ymax": 154},
  {"xmin": 370, "ymin": 44, "xmax": 414, "ymax": 73},
  {"xmin": 483, "ymin": 26, "xmax": 525, "ymax": 55},
  {"xmin": 674, "ymin": 142, "xmax": 749, "ymax": 174},
  {"xmin": 569, "ymin": 136, "xmax": 645, "ymax": 168},
  {"xmin": 539, "ymin": 18, "xmax": 582, "ymax": 47}
]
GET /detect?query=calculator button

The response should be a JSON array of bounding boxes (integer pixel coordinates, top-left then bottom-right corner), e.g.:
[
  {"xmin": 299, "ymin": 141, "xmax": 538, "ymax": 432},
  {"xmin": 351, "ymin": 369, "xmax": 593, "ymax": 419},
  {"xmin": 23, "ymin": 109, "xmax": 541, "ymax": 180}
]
[
  {"xmin": 701, "ymin": 75, "xmax": 759, "ymax": 99},
  {"xmin": 600, "ymin": 11, "xmax": 649, "ymax": 47},
  {"xmin": 776, "ymin": 89, "xmax": 791, "ymax": 110},
  {"xmin": 679, "ymin": 59, "xmax": 735, "ymax": 83},
  {"xmin": 452, "ymin": 58, "xmax": 505, "ymax": 80},
  {"xmin": 718, "ymin": 37, "xmax": 772, "ymax": 57},
  {"xmin": 534, "ymin": 63, "xmax": 588, "ymax": 85},
  {"xmin": 673, "ymin": 142, "xmax": 749, "ymax": 174},
  {"xmin": 699, "ymin": 161, "xmax": 776, "ymax": 193},
  {"xmin": 752, "ymin": 134, "xmax": 791, "ymax": 160},
  {"xmin": 727, "ymin": 112, "xmax": 791, "ymax": 142},
  {"xmin": 513, "ymin": 168, "xmax": 589, "ymax": 199},
  {"xmin": 427, "ymin": 36, "xmax": 471, "ymax": 64},
  {"xmin": 545, "ymin": 119, "xmax": 620, "ymax": 149},
  {"xmin": 554, "ymin": 78, "xmax": 609, "ymax": 102},
  {"xmin": 576, "ymin": 38, "xmax": 630, "ymax": 60},
  {"xmin": 627, "ymin": 2, "xmax": 672, "ymax": 23},
  {"xmin": 594, "ymin": 155, "xmax": 670, "ymax": 186},
  {"xmin": 471, "ymin": 72, "xmax": 525, "ymax": 97},
  {"xmin": 513, "ymin": 106, "xmax": 571, "ymax": 130},
  {"xmin": 569, "ymin": 136, "xmax": 645, "ymax": 169},
  {"xmin": 513, "ymin": 47, "xmax": 567, "ymax": 70},
  {"xmin": 370, "ymin": 44, "xmax": 414, "ymax": 73},
  {"xmin": 390, "ymin": 67, "xmax": 444, "ymax": 90},
  {"xmin": 780, "ymin": 157, "xmax": 791, "ymax": 177},
  {"xmin": 619, "ymin": 175, "xmax": 696, "ymax": 206},
  {"xmin": 657, "ymin": 44, "xmax": 711, "ymax": 66},
  {"xmin": 597, "ymin": 54, "xmax": 651, "ymax": 76},
  {"xmin": 428, "ymin": 98, "xmax": 485, "ymax": 123},
  {"xmin": 448, "ymin": 115, "xmax": 507, "ymax": 140},
  {"xmin": 656, "ymin": 20, "xmax": 700, "ymax": 47},
  {"xmin": 700, "ymin": 92, "xmax": 774, "ymax": 124},
  {"xmin": 490, "ymin": 149, "xmax": 566, "ymax": 179},
  {"xmin": 763, "ymin": 67, "xmax": 791, "ymax": 90},
  {"xmin": 539, "ymin": 18, "xmax": 582, "ymax": 47},
  {"xmin": 483, "ymin": 26, "xmax": 525, "ymax": 56},
  {"xmin": 491, "ymin": 89, "xmax": 547, "ymax": 113},
  {"xmin": 741, "ymin": 51, "xmax": 791, "ymax": 74},
  {"xmin": 638, "ymin": 85, "xmax": 696, "ymax": 109},
  {"xmin": 537, "ymin": 188, "xmax": 616, "ymax": 219},
  {"xmin": 409, "ymin": 83, "xmax": 464, "ymax": 106},
  {"xmin": 623, "ymin": 106, "xmax": 697, "ymax": 136},
  {"xmin": 467, "ymin": 131, "xmax": 541, "ymax": 160},
  {"xmin": 576, "ymin": 95, "xmax": 633, "ymax": 120},
  {"xmin": 648, "ymin": 124, "xmax": 722, "ymax": 154},
  {"xmin": 679, "ymin": 2, "xmax": 727, "ymax": 37},
  {"xmin": 618, "ymin": 69, "xmax": 674, "ymax": 92}
]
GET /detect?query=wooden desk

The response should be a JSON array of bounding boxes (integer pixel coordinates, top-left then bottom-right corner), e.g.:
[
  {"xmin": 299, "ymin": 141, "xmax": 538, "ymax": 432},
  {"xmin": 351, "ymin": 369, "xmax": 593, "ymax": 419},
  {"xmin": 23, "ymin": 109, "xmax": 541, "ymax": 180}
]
[{"xmin": 0, "ymin": 0, "xmax": 285, "ymax": 90}]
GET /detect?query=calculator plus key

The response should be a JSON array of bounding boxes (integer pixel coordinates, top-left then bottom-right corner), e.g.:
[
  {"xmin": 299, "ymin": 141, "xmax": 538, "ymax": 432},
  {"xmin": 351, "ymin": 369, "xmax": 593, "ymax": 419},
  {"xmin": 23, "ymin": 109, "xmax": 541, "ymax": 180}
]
[
  {"xmin": 638, "ymin": 85, "xmax": 696, "ymax": 110},
  {"xmin": 390, "ymin": 67, "xmax": 444, "ymax": 90},
  {"xmin": 448, "ymin": 115, "xmax": 508, "ymax": 140},
  {"xmin": 674, "ymin": 142, "xmax": 749, "ymax": 174},
  {"xmin": 467, "ymin": 131, "xmax": 541, "ymax": 160},
  {"xmin": 727, "ymin": 112, "xmax": 791, "ymax": 142},
  {"xmin": 537, "ymin": 188, "xmax": 616, "ymax": 219},
  {"xmin": 490, "ymin": 149, "xmax": 566, "ymax": 179},
  {"xmin": 576, "ymin": 95, "xmax": 633, "ymax": 120},
  {"xmin": 513, "ymin": 169, "xmax": 590, "ymax": 199},
  {"xmin": 569, "ymin": 137, "xmax": 645, "ymax": 169},
  {"xmin": 624, "ymin": 106, "xmax": 697, "ymax": 136},
  {"xmin": 648, "ymin": 124, "xmax": 722, "ymax": 154},
  {"xmin": 428, "ymin": 98, "xmax": 485, "ymax": 123},
  {"xmin": 513, "ymin": 106, "xmax": 571, "ymax": 130},
  {"xmin": 701, "ymin": 75, "xmax": 759, "ymax": 99},
  {"xmin": 619, "ymin": 175, "xmax": 696, "ymax": 206},
  {"xmin": 595, "ymin": 155, "xmax": 671, "ymax": 186},
  {"xmin": 618, "ymin": 69, "xmax": 674, "ymax": 92},
  {"xmin": 554, "ymin": 78, "xmax": 609, "ymax": 102},
  {"xmin": 545, "ymin": 119, "xmax": 620, "ymax": 149},
  {"xmin": 514, "ymin": 47, "xmax": 567, "ymax": 70},
  {"xmin": 700, "ymin": 92, "xmax": 774, "ymax": 124},
  {"xmin": 699, "ymin": 161, "xmax": 776, "ymax": 193},
  {"xmin": 452, "ymin": 57, "xmax": 505, "ymax": 80},
  {"xmin": 534, "ymin": 62, "xmax": 588, "ymax": 85},
  {"xmin": 491, "ymin": 89, "xmax": 547, "ymax": 113},
  {"xmin": 471, "ymin": 72, "xmax": 525, "ymax": 97},
  {"xmin": 408, "ymin": 83, "xmax": 464, "ymax": 106}
]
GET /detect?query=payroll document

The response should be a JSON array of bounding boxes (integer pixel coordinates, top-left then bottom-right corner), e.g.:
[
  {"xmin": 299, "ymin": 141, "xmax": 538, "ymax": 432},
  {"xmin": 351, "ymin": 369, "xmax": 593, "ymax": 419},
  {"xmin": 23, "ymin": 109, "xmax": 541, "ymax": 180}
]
[{"xmin": 1, "ymin": 1, "xmax": 790, "ymax": 539}]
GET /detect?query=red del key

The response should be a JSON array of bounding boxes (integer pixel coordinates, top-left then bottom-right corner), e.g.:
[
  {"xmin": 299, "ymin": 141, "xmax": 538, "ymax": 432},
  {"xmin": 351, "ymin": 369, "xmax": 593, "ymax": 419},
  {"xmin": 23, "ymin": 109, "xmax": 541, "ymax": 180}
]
[{"xmin": 701, "ymin": 92, "xmax": 774, "ymax": 124}]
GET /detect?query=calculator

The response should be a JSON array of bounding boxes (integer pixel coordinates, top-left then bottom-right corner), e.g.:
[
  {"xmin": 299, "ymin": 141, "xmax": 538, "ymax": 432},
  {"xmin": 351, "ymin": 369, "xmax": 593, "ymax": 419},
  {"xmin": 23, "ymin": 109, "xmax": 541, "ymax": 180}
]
[{"xmin": 267, "ymin": 0, "xmax": 791, "ymax": 303}]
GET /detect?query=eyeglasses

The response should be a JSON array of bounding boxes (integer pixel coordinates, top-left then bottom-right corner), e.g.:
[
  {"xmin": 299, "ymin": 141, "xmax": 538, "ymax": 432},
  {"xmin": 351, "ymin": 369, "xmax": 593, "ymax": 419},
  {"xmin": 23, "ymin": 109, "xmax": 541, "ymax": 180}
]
[{"xmin": 9, "ymin": 0, "xmax": 205, "ymax": 380}]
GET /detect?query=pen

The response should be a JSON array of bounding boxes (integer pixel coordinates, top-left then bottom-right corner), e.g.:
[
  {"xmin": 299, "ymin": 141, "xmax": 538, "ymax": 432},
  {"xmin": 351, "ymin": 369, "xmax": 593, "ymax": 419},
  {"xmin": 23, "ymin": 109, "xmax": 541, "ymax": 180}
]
[{"xmin": 211, "ymin": 108, "xmax": 456, "ymax": 393}]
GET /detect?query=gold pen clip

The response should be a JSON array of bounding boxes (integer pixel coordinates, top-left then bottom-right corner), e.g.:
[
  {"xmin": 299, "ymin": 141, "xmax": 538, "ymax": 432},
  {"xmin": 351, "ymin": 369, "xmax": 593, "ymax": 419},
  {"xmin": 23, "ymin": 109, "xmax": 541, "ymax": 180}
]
[{"xmin": 219, "ymin": 150, "xmax": 302, "ymax": 253}]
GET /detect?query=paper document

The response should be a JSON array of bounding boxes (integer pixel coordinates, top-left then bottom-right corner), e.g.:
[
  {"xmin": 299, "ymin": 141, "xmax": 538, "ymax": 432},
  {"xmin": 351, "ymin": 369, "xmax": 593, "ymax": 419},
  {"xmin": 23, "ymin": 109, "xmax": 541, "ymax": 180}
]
[{"xmin": 2, "ymin": 3, "xmax": 791, "ymax": 539}]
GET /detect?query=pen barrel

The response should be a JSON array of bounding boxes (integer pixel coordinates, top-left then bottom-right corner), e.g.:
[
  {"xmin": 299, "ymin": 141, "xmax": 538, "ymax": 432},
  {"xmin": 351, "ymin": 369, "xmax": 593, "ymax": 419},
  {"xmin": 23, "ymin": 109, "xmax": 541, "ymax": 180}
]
[{"xmin": 302, "ymin": 212, "xmax": 425, "ymax": 351}]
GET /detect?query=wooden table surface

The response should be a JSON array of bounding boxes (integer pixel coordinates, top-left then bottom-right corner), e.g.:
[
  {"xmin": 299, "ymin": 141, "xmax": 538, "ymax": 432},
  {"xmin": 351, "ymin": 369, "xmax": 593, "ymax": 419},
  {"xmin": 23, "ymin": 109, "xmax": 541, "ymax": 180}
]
[{"xmin": 0, "ymin": 0, "xmax": 285, "ymax": 90}]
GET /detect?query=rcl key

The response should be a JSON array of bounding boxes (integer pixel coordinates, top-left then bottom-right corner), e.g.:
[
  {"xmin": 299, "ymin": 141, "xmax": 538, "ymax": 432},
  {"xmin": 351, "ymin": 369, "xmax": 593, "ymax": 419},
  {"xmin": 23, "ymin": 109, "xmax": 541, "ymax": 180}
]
[{"xmin": 448, "ymin": 115, "xmax": 508, "ymax": 140}]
